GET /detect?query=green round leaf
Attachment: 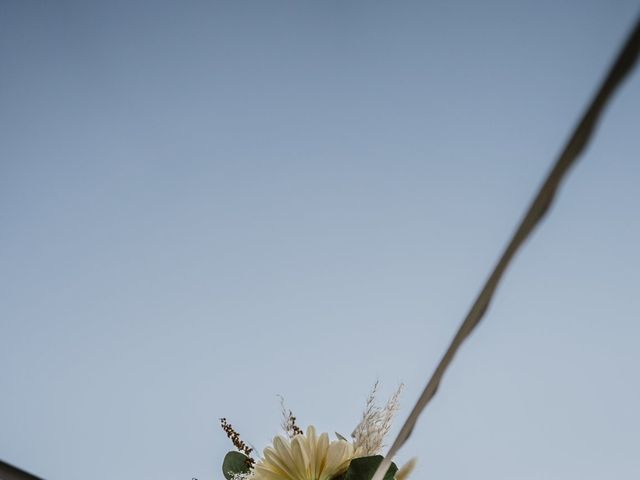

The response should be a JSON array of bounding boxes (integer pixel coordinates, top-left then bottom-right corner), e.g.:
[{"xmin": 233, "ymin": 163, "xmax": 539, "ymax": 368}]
[
  {"xmin": 222, "ymin": 451, "xmax": 251, "ymax": 480},
  {"xmin": 343, "ymin": 456, "xmax": 398, "ymax": 480}
]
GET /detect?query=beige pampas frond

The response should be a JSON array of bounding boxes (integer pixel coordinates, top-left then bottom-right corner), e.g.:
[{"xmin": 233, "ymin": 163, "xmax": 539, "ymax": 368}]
[
  {"xmin": 395, "ymin": 458, "xmax": 417, "ymax": 480},
  {"xmin": 351, "ymin": 382, "xmax": 404, "ymax": 456}
]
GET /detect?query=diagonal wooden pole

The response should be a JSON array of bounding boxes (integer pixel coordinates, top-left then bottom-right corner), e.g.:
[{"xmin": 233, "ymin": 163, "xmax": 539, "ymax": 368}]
[
  {"xmin": 372, "ymin": 14, "xmax": 640, "ymax": 480},
  {"xmin": 0, "ymin": 460, "xmax": 43, "ymax": 480}
]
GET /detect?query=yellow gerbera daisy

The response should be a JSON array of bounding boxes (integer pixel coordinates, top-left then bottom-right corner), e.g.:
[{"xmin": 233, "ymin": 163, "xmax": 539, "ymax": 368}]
[{"xmin": 253, "ymin": 426, "xmax": 355, "ymax": 480}]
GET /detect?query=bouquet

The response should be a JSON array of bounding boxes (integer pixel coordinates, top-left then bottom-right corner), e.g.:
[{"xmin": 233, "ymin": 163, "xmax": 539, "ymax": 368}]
[{"xmin": 220, "ymin": 383, "xmax": 416, "ymax": 480}]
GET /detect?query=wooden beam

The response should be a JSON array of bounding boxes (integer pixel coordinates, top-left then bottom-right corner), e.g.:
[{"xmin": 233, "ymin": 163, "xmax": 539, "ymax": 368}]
[{"xmin": 0, "ymin": 460, "xmax": 43, "ymax": 480}]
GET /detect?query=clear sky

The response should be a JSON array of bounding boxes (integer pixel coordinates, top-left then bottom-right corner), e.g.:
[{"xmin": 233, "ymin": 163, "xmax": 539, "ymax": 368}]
[{"xmin": 1, "ymin": 1, "xmax": 639, "ymax": 479}]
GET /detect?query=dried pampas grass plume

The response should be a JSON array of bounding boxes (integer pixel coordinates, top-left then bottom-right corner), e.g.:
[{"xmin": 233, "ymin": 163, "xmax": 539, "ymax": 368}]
[
  {"xmin": 396, "ymin": 458, "xmax": 417, "ymax": 480},
  {"xmin": 351, "ymin": 381, "xmax": 404, "ymax": 456}
]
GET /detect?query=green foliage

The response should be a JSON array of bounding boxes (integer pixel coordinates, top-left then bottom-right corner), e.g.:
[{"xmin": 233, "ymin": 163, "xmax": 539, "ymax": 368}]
[
  {"xmin": 222, "ymin": 451, "xmax": 251, "ymax": 480},
  {"xmin": 341, "ymin": 456, "xmax": 398, "ymax": 480}
]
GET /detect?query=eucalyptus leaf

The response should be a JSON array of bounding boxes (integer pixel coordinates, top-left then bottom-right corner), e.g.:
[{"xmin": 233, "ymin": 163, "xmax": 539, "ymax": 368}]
[
  {"xmin": 343, "ymin": 456, "xmax": 397, "ymax": 480},
  {"xmin": 222, "ymin": 451, "xmax": 251, "ymax": 480}
]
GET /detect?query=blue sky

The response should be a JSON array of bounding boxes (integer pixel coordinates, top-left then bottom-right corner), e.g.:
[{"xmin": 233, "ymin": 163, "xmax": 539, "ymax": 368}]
[{"xmin": 1, "ymin": 1, "xmax": 639, "ymax": 479}]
